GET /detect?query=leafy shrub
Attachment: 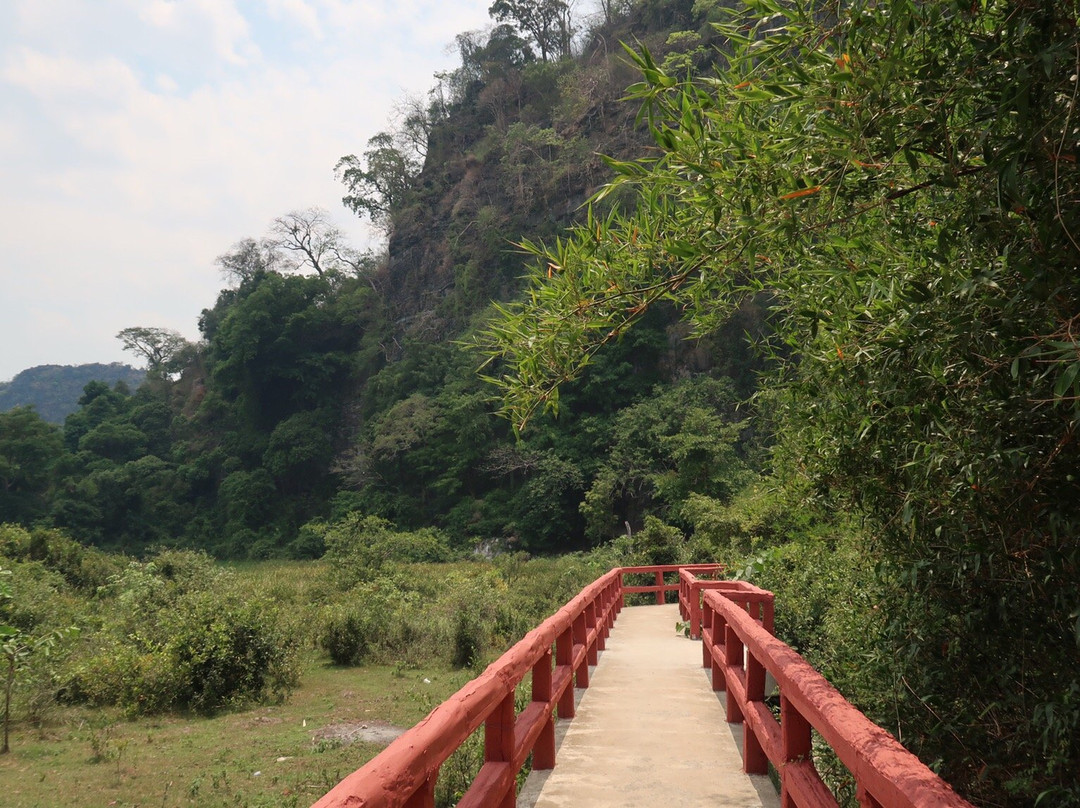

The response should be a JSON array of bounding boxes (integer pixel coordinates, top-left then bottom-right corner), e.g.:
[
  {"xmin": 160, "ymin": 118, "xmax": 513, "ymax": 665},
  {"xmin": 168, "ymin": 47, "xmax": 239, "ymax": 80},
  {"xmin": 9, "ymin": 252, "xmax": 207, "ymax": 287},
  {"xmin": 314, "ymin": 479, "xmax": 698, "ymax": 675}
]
[
  {"xmin": 63, "ymin": 640, "xmax": 180, "ymax": 714},
  {"xmin": 0, "ymin": 559, "xmax": 77, "ymax": 633},
  {"xmin": 62, "ymin": 555, "xmax": 299, "ymax": 715},
  {"xmin": 320, "ymin": 515, "xmax": 455, "ymax": 586},
  {"xmin": 162, "ymin": 590, "xmax": 299, "ymax": 713},
  {"xmin": 318, "ymin": 574, "xmax": 426, "ymax": 665},
  {"xmin": 435, "ymin": 570, "xmax": 502, "ymax": 669},
  {"xmin": 0, "ymin": 525, "xmax": 123, "ymax": 592},
  {"xmin": 319, "ymin": 603, "xmax": 376, "ymax": 666},
  {"xmin": 451, "ymin": 610, "xmax": 486, "ymax": 669}
]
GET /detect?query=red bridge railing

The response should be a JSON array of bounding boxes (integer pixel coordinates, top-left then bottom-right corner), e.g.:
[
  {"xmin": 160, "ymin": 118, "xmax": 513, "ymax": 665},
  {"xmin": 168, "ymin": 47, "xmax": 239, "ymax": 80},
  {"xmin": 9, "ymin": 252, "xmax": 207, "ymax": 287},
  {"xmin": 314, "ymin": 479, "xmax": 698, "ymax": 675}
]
[
  {"xmin": 698, "ymin": 580, "xmax": 974, "ymax": 808},
  {"xmin": 311, "ymin": 565, "xmax": 702, "ymax": 808},
  {"xmin": 677, "ymin": 567, "xmax": 773, "ymax": 639},
  {"xmin": 311, "ymin": 565, "xmax": 973, "ymax": 808}
]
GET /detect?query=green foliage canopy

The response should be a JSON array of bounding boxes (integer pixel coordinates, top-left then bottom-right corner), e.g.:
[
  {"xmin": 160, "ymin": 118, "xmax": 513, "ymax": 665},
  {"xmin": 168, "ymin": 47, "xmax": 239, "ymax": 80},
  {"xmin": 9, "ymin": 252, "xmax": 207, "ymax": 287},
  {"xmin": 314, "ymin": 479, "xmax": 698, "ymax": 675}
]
[
  {"xmin": 483, "ymin": 0, "xmax": 1080, "ymax": 801},
  {"xmin": 0, "ymin": 408, "xmax": 64, "ymax": 524}
]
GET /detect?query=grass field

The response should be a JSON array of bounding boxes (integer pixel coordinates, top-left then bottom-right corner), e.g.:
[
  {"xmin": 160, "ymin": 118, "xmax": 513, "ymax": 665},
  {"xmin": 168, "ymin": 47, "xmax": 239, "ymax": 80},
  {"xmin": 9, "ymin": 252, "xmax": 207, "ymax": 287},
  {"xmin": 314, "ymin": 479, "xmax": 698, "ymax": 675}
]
[
  {"xmin": 0, "ymin": 654, "xmax": 475, "ymax": 808},
  {"xmin": 0, "ymin": 552, "xmax": 608, "ymax": 807}
]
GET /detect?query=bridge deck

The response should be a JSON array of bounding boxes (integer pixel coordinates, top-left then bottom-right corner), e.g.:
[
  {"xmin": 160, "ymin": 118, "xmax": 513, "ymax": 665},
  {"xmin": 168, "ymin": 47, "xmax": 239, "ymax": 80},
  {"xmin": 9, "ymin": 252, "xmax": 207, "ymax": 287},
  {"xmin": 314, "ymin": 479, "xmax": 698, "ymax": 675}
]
[{"xmin": 518, "ymin": 603, "xmax": 780, "ymax": 808}]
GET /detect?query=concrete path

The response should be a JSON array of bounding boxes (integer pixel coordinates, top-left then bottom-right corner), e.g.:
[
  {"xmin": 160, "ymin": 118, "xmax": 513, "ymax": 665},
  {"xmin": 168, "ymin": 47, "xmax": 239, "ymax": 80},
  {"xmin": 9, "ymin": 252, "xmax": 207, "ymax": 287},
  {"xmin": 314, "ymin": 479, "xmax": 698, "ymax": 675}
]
[{"xmin": 517, "ymin": 604, "xmax": 780, "ymax": 808}]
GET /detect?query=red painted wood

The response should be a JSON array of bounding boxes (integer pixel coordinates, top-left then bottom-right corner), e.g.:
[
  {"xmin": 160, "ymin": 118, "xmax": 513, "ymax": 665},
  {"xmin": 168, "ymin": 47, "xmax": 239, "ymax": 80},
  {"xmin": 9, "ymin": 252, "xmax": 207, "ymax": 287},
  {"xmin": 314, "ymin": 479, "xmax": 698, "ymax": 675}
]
[
  {"xmin": 744, "ymin": 699, "xmax": 781, "ymax": 767},
  {"xmin": 724, "ymin": 623, "xmax": 745, "ymax": 723},
  {"xmin": 710, "ymin": 608, "xmax": 726, "ymax": 692},
  {"xmin": 486, "ymin": 693, "xmax": 514, "ymax": 763},
  {"xmin": 515, "ymin": 701, "xmax": 551, "ymax": 764},
  {"xmin": 555, "ymin": 628, "xmax": 575, "ymax": 719},
  {"xmin": 572, "ymin": 612, "xmax": 589, "ymax": 689},
  {"xmin": 857, "ymin": 783, "xmax": 886, "ymax": 808},
  {"xmin": 703, "ymin": 589, "xmax": 975, "ymax": 808},
  {"xmin": 781, "ymin": 694, "xmax": 812, "ymax": 763},
  {"xmin": 585, "ymin": 603, "xmax": 599, "ymax": 665},
  {"xmin": 456, "ymin": 761, "xmax": 515, "ymax": 808},
  {"xmin": 530, "ymin": 650, "xmax": 555, "ymax": 769},
  {"xmin": 784, "ymin": 760, "xmax": 840, "ymax": 808},
  {"xmin": 311, "ymin": 566, "xmax": 974, "ymax": 808},
  {"xmin": 403, "ymin": 774, "xmax": 435, "ymax": 808}
]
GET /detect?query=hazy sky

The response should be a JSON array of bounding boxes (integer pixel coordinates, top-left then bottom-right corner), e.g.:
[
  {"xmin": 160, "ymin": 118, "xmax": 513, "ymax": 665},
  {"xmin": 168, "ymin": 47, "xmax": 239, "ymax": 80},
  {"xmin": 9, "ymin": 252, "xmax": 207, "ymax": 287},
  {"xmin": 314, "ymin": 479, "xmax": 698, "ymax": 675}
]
[{"xmin": 0, "ymin": 0, "xmax": 495, "ymax": 381}]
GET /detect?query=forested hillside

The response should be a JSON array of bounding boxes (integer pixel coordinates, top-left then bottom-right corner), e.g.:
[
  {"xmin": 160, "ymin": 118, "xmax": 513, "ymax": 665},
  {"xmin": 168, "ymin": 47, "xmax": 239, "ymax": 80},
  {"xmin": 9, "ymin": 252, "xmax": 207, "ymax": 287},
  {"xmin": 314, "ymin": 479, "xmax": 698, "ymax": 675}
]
[
  {"xmin": 0, "ymin": 364, "xmax": 144, "ymax": 424},
  {"xmin": 0, "ymin": 0, "xmax": 761, "ymax": 557},
  {"xmin": 482, "ymin": 0, "xmax": 1080, "ymax": 804}
]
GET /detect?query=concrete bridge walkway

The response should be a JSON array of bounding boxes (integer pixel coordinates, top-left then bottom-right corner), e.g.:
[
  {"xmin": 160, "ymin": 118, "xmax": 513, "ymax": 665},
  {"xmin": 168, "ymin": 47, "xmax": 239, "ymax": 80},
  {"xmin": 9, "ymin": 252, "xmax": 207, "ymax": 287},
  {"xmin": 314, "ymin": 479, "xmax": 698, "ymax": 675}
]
[{"xmin": 517, "ymin": 604, "xmax": 781, "ymax": 808}]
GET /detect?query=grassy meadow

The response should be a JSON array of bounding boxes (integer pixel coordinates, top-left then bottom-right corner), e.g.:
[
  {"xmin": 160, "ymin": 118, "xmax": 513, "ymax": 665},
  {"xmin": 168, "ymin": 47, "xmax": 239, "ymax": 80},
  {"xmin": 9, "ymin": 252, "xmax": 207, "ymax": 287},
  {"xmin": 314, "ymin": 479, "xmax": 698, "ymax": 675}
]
[
  {"xmin": 0, "ymin": 657, "xmax": 473, "ymax": 808},
  {"xmin": 1, "ymin": 532, "xmax": 615, "ymax": 808}
]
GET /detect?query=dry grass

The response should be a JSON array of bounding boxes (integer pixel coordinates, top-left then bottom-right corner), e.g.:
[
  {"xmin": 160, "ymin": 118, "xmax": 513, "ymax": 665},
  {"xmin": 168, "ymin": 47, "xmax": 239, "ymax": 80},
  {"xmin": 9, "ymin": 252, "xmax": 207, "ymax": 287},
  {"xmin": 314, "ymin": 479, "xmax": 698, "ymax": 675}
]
[
  {"xmin": 0, "ymin": 554, "xmax": 603, "ymax": 806},
  {"xmin": 0, "ymin": 656, "xmax": 473, "ymax": 808},
  {"xmin": 0, "ymin": 556, "xmax": 479, "ymax": 808}
]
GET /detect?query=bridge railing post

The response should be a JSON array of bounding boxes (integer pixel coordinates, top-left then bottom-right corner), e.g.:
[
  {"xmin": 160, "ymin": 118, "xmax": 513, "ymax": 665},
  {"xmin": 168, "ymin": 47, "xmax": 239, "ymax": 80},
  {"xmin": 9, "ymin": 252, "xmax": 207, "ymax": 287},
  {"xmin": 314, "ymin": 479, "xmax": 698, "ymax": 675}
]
[
  {"xmin": 724, "ymin": 623, "xmax": 745, "ymax": 724},
  {"xmin": 572, "ymin": 611, "xmax": 589, "ymax": 689},
  {"xmin": 743, "ymin": 650, "xmax": 768, "ymax": 775},
  {"xmin": 596, "ymin": 589, "xmax": 608, "ymax": 650},
  {"xmin": 403, "ymin": 775, "xmax": 436, "ymax": 808},
  {"xmin": 654, "ymin": 569, "xmax": 665, "ymax": 604},
  {"xmin": 585, "ymin": 602, "xmax": 599, "ymax": 666},
  {"xmin": 678, "ymin": 571, "xmax": 688, "ymax": 621},
  {"xmin": 780, "ymin": 694, "xmax": 812, "ymax": 808},
  {"xmin": 531, "ymin": 649, "xmax": 555, "ymax": 770},
  {"xmin": 711, "ymin": 607, "xmax": 727, "ymax": 693},
  {"xmin": 701, "ymin": 593, "xmax": 713, "ymax": 669},
  {"xmin": 481, "ymin": 692, "xmax": 516, "ymax": 808},
  {"xmin": 556, "ymin": 626, "xmax": 575, "ymax": 719}
]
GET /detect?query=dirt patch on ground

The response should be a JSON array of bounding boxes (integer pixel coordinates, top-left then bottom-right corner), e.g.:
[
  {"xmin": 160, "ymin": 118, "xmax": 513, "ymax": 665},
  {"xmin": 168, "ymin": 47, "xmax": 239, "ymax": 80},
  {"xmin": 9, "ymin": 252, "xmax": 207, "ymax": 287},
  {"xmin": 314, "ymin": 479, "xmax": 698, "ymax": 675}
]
[{"xmin": 312, "ymin": 720, "xmax": 406, "ymax": 747}]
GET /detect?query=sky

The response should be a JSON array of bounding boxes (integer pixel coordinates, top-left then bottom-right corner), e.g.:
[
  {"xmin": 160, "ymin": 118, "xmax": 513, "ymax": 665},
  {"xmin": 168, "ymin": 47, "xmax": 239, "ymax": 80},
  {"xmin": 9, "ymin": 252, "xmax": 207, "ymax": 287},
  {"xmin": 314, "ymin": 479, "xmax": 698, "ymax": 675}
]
[{"xmin": 0, "ymin": 0, "xmax": 496, "ymax": 382}]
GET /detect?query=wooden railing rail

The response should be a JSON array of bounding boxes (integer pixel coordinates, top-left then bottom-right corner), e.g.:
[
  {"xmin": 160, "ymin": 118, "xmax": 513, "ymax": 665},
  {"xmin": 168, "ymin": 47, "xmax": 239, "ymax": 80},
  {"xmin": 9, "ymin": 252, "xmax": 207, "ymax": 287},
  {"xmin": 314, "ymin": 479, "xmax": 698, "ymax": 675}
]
[
  {"xmin": 312, "ymin": 564, "xmax": 974, "ymax": 808},
  {"xmin": 677, "ymin": 569, "xmax": 772, "ymax": 640},
  {"xmin": 620, "ymin": 563, "xmax": 724, "ymax": 605},
  {"xmin": 311, "ymin": 565, "xmax": 706, "ymax": 808},
  {"xmin": 701, "ymin": 589, "xmax": 975, "ymax": 808}
]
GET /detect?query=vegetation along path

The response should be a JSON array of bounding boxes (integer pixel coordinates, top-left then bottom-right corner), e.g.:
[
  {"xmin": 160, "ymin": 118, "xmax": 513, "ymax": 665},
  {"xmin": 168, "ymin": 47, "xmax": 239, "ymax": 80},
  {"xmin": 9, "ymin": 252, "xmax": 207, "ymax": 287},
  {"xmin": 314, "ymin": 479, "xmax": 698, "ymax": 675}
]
[{"xmin": 517, "ymin": 604, "xmax": 779, "ymax": 808}]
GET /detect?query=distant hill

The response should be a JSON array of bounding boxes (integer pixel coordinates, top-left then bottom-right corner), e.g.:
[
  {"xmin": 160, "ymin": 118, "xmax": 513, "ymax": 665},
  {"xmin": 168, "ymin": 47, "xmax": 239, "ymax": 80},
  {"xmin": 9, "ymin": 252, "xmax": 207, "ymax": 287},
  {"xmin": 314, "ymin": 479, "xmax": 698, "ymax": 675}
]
[{"xmin": 0, "ymin": 363, "xmax": 145, "ymax": 423}]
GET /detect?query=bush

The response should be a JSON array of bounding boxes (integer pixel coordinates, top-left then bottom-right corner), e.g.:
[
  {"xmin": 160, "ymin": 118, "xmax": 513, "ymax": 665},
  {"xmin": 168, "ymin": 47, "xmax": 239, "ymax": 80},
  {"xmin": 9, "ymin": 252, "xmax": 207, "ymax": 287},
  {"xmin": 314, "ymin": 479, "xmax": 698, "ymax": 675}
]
[
  {"xmin": 320, "ymin": 515, "xmax": 456, "ymax": 586},
  {"xmin": 435, "ymin": 570, "xmax": 501, "ymax": 669},
  {"xmin": 62, "ymin": 558, "xmax": 300, "ymax": 715},
  {"xmin": 0, "ymin": 524, "xmax": 123, "ymax": 592},
  {"xmin": 162, "ymin": 590, "xmax": 300, "ymax": 713},
  {"xmin": 63, "ymin": 641, "xmax": 180, "ymax": 714},
  {"xmin": 319, "ymin": 604, "xmax": 376, "ymax": 666}
]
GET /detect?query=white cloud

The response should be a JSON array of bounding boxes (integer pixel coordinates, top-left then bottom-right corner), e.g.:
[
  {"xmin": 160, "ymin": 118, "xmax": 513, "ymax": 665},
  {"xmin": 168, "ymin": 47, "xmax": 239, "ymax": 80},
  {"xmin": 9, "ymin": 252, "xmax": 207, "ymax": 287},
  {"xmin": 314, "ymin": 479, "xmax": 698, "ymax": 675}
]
[
  {"xmin": 136, "ymin": 0, "xmax": 257, "ymax": 66},
  {"xmin": 265, "ymin": 0, "xmax": 325, "ymax": 40},
  {"xmin": 2, "ymin": 48, "xmax": 141, "ymax": 104},
  {"xmin": 0, "ymin": 0, "xmax": 495, "ymax": 380}
]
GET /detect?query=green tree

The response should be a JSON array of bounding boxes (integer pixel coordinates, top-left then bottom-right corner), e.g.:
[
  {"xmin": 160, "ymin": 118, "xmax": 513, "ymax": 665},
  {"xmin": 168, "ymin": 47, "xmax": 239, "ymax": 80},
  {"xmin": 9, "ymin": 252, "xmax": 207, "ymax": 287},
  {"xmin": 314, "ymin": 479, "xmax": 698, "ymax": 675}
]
[
  {"xmin": 483, "ymin": 1, "xmax": 1080, "ymax": 801},
  {"xmin": 489, "ymin": 0, "xmax": 574, "ymax": 62},
  {"xmin": 214, "ymin": 237, "xmax": 280, "ymax": 288},
  {"xmin": 0, "ymin": 566, "xmax": 75, "ymax": 754},
  {"xmin": 580, "ymin": 377, "xmax": 750, "ymax": 540},
  {"xmin": 115, "ymin": 327, "xmax": 192, "ymax": 378},
  {"xmin": 0, "ymin": 408, "xmax": 64, "ymax": 524},
  {"xmin": 336, "ymin": 132, "xmax": 420, "ymax": 233}
]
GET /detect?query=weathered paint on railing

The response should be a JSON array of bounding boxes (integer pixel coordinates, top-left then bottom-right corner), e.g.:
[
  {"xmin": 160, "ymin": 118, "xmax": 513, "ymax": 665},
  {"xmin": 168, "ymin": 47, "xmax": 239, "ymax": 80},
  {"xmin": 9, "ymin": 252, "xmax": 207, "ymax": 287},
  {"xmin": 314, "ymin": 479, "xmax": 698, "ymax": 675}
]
[
  {"xmin": 621, "ymin": 563, "xmax": 724, "ymax": 605},
  {"xmin": 700, "ymin": 586, "xmax": 975, "ymax": 808},
  {"xmin": 676, "ymin": 568, "xmax": 771, "ymax": 640},
  {"xmin": 312, "ymin": 565, "xmax": 974, "ymax": 808},
  {"xmin": 310, "ymin": 565, "xmax": 699, "ymax": 808}
]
